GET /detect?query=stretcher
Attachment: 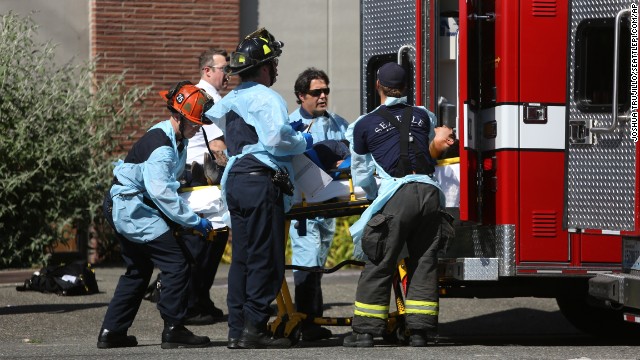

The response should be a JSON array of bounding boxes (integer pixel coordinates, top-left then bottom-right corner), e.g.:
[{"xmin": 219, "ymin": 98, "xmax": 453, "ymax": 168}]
[
  {"xmin": 270, "ymin": 158, "xmax": 461, "ymax": 345},
  {"xmin": 180, "ymin": 160, "xmax": 461, "ymax": 344},
  {"xmin": 178, "ymin": 185, "xmax": 229, "ymax": 242}
]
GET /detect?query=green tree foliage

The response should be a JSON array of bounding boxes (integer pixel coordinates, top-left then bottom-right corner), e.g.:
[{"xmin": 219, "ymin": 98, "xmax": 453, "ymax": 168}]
[{"xmin": 0, "ymin": 12, "xmax": 148, "ymax": 268}]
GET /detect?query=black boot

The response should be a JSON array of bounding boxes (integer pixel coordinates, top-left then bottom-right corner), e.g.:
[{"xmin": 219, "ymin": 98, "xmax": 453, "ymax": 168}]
[
  {"xmin": 342, "ymin": 332, "xmax": 374, "ymax": 347},
  {"xmin": 294, "ymin": 271, "xmax": 331, "ymax": 341},
  {"xmin": 237, "ymin": 323, "xmax": 291, "ymax": 349},
  {"xmin": 409, "ymin": 330, "xmax": 427, "ymax": 347},
  {"xmin": 97, "ymin": 328, "xmax": 138, "ymax": 349},
  {"xmin": 161, "ymin": 323, "xmax": 211, "ymax": 349},
  {"xmin": 227, "ymin": 337, "xmax": 240, "ymax": 349}
]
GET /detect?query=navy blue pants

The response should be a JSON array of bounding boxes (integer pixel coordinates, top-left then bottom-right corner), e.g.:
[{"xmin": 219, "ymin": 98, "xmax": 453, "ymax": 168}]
[
  {"xmin": 101, "ymin": 229, "xmax": 190, "ymax": 332},
  {"xmin": 225, "ymin": 172, "xmax": 285, "ymax": 339},
  {"xmin": 183, "ymin": 230, "xmax": 229, "ymax": 311}
]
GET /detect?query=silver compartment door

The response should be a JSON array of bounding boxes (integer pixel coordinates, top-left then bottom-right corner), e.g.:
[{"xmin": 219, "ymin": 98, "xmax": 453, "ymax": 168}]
[
  {"xmin": 360, "ymin": 0, "xmax": 428, "ymax": 113},
  {"xmin": 566, "ymin": 0, "xmax": 636, "ymax": 231}
]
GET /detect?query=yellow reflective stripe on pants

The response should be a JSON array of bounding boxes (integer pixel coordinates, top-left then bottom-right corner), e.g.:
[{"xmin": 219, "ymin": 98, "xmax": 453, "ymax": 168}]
[
  {"xmin": 354, "ymin": 301, "xmax": 389, "ymax": 319},
  {"xmin": 404, "ymin": 299, "xmax": 439, "ymax": 315}
]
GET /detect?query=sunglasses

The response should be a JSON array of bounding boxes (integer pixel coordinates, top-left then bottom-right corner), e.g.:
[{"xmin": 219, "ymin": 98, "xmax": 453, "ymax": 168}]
[{"xmin": 307, "ymin": 88, "xmax": 330, "ymax": 97}]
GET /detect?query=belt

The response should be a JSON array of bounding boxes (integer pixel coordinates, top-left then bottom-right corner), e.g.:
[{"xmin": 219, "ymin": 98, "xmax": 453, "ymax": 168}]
[{"xmin": 239, "ymin": 171, "xmax": 273, "ymax": 176}]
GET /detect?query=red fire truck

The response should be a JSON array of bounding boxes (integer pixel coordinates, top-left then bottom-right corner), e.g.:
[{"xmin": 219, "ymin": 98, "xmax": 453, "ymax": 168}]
[{"xmin": 360, "ymin": 0, "xmax": 638, "ymax": 336}]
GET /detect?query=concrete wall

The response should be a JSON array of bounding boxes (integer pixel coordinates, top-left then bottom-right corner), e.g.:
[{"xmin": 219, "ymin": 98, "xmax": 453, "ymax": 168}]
[
  {"xmin": 0, "ymin": 0, "xmax": 89, "ymax": 66},
  {"xmin": 241, "ymin": 0, "xmax": 361, "ymax": 121},
  {"xmin": 0, "ymin": 0, "xmax": 361, "ymax": 122}
]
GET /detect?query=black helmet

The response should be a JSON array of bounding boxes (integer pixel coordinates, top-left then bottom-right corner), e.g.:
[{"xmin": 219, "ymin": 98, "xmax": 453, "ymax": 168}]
[{"xmin": 227, "ymin": 28, "xmax": 284, "ymax": 75}]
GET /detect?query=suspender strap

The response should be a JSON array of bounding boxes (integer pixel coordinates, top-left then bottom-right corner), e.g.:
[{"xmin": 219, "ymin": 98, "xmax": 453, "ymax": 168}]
[{"xmin": 375, "ymin": 106, "xmax": 431, "ymax": 177}]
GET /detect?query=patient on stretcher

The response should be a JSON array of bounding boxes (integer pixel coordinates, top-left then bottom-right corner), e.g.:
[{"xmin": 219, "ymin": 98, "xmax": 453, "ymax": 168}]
[
  {"xmin": 293, "ymin": 134, "xmax": 460, "ymax": 207},
  {"xmin": 292, "ymin": 140, "xmax": 378, "ymax": 205},
  {"xmin": 304, "ymin": 139, "xmax": 352, "ymax": 179}
]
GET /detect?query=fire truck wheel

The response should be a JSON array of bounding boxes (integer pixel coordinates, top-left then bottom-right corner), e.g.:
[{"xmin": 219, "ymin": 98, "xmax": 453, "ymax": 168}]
[{"xmin": 556, "ymin": 291, "xmax": 640, "ymax": 340}]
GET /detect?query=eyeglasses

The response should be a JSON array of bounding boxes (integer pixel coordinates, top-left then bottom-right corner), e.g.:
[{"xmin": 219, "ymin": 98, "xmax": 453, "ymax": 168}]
[
  {"xmin": 182, "ymin": 116, "xmax": 202, "ymax": 130},
  {"xmin": 306, "ymin": 88, "xmax": 330, "ymax": 97},
  {"xmin": 204, "ymin": 65, "xmax": 225, "ymax": 72}
]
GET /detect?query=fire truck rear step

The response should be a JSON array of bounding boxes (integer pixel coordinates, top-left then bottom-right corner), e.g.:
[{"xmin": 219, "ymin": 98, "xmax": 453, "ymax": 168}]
[
  {"xmin": 589, "ymin": 273, "xmax": 640, "ymax": 309},
  {"xmin": 443, "ymin": 257, "xmax": 499, "ymax": 281}
]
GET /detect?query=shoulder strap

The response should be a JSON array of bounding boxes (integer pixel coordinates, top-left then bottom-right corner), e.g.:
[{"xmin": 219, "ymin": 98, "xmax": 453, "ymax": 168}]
[
  {"xmin": 375, "ymin": 107, "xmax": 411, "ymax": 177},
  {"xmin": 375, "ymin": 106, "xmax": 431, "ymax": 177}
]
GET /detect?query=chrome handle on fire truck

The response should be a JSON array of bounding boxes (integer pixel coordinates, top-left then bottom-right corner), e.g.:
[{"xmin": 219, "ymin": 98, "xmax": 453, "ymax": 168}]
[
  {"xmin": 468, "ymin": 12, "xmax": 495, "ymax": 22},
  {"xmin": 397, "ymin": 45, "xmax": 415, "ymax": 64},
  {"xmin": 590, "ymin": 8, "xmax": 631, "ymax": 135}
]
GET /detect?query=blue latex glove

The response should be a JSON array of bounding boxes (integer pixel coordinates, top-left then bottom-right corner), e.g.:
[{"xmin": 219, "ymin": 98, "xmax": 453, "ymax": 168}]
[
  {"xmin": 290, "ymin": 119, "xmax": 307, "ymax": 132},
  {"xmin": 192, "ymin": 217, "xmax": 213, "ymax": 238},
  {"xmin": 332, "ymin": 156, "xmax": 352, "ymax": 179},
  {"xmin": 302, "ymin": 133, "xmax": 313, "ymax": 150}
]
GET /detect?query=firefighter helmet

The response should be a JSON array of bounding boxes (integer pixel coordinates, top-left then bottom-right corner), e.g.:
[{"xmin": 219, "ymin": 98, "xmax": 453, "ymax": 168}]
[
  {"xmin": 227, "ymin": 28, "xmax": 284, "ymax": 75},
  {"xmin": 160, "ymin": 81, "xmax": 213, "ymax": 125}
]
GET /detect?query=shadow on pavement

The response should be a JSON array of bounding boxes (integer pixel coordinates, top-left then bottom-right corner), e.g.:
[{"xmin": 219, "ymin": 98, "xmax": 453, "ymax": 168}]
[{"xmin": 0, "ymin": 302, "xmax": 109, "ymax": 315}]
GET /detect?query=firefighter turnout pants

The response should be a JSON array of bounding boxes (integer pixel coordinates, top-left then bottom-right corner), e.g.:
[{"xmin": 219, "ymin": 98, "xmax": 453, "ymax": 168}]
[{"xmin": 352, "ymin": 182, "xmax": 442, "ymax": 335}]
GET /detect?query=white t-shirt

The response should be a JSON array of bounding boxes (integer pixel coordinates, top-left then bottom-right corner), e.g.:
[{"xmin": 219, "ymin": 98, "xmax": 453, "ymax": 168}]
[{"xmin": 187, "ymin": 80, "xmax": 224, "ymax": 165}]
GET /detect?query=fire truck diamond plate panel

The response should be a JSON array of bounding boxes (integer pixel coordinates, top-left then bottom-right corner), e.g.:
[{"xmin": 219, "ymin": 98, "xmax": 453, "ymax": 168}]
[
  {"xmin": 567, "ymin": 0, "xmax": 636, "ymax": 231},
  {"xmin": 360, "ymin": 0, "xmax": 424, "ymax": 112}
]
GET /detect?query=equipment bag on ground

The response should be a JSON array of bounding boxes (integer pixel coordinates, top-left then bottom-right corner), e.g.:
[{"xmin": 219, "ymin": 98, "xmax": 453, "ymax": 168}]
[{"xmin": 16, "ymin": 260, "xmax": 99, "ymax": 296}]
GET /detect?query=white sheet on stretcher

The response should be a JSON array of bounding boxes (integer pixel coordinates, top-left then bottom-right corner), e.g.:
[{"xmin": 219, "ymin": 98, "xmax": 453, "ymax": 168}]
[
  {"xmin": 292, "ymin": 161, "xmax": 460, "ymax": 207},
  {"xmin": 434, "ymin": 162, "xmax": 460, "ymax": 208},
  {"xmin": 292, "ymin": 177, "xmax": 379, "ymax": 205},
  {"xmin": 179, "ymin": 186, "xmax": 228, "ymax": 229}
]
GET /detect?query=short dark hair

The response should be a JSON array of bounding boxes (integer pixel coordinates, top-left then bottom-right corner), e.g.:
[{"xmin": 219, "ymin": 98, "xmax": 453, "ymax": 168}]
[
  {"xmin": 294, "ymin": 67, "xmax": 330, "ymax": 104},
  {"xmin": 238, "ymin": 61, "xmax": 270, "ymax": 81},
  {"xmin": 198, "ymin": 48, "xmax": 228, "ymax": 73},
  {"xmin": 380, "ymin": 84, "xmax": 405, "ymax": 98}
]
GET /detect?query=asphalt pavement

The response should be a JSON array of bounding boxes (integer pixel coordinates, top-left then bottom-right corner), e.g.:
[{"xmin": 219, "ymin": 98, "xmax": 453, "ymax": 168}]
[{"xmin": 1, "ymin": 264, "xmax": 639, "ymax": 360}]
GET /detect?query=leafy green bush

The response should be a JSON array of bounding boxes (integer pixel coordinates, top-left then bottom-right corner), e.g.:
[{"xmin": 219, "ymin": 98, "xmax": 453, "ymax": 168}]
[
  {"xmin": 0, "ymin": 12, "xmax": 148, "ymax": 268},
  {"xmin": 325, "ymin": 215, "xmax": 358, "ymax": 268}
]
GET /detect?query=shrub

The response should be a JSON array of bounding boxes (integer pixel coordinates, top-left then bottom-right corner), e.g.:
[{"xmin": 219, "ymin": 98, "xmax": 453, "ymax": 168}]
[{"xmin": 0, "ymin": 12, "xmax": 148, "ymax": 268}]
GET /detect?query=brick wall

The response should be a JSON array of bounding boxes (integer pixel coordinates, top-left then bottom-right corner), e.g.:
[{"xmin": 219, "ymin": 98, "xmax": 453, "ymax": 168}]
[{"xmin": 91, "ymin": 0, "xmax": 240, "ymax": 150}]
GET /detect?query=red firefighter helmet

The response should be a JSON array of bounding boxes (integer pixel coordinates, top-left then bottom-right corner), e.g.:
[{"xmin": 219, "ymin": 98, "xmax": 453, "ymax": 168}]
[{"xmin": 159, "ymin": 81, "xmax": 213, "ymax": 125}]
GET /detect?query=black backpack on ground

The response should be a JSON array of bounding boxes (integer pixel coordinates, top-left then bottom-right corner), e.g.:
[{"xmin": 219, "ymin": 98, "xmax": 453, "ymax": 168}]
[{"xmin": 16, "ymin": 260, "xmax": 99, "ymax": 296}]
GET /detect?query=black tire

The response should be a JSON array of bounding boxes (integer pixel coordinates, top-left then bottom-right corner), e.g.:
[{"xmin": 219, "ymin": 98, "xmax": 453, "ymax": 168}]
[{"xmin": 556, "ymin": 282, "xmax": 640, "ymax": 339}]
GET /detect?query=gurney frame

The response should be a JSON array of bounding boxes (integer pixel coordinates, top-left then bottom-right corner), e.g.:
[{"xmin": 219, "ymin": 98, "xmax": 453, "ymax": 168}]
[{"xmin": 267, "ymin": 175, "xmax": 410, "ymax": 345}]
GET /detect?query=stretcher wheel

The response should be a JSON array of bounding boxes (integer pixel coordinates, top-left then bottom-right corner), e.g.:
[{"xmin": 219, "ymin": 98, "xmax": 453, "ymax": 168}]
[
  {"xmin": 382, "ymin": 316, "xmax": 409, "ymax": 345},
  {"xmin": 272, "ymin": 320, "xmax": 302, "ymax": 346}
]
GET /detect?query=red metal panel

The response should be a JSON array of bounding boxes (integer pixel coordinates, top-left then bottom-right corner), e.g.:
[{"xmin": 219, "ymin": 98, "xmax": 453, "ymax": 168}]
[
  {"xmin": 516, "ymin": 0, "xmax": 570, "ymax": 263},
  {"xmin": 519, "ymin": 151, "xmax": 568, "ymax": 262},
  {"xmin": 458, "ymin": 0, "xmax": 472, "ymax": 221},
  {"xmin": 493, "ymin": 150, "xmax": 519, "ymax": 225},
  {"xmin": 519, "ymin": 0, "xmax": 568, "ymax": 103},
  {"xmin": 580, "ymin": 233, "xmax": 622, "ymax": 264},
  {"xmin": 495, "ymin": 0, "xmax": 520, "ymax": 103}
]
